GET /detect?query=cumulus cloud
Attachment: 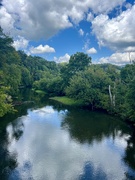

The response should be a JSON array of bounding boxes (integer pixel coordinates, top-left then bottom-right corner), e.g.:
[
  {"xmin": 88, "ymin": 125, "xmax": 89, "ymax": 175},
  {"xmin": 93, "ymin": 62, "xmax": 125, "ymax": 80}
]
[
  {"xmin": 30, "ymin": 45, "xmax": 55, "ymax": 54},
  {"xmin": 78, "ymin": 29, "xmax": 84, "ymax": 36},
  {"xmin": 89, "ymin": 0, "xmax": 125, "ymax": 14},
  {"xmin": 0, "ymin": 6, "xmax": 15, "ymax": 32},
  {"xmin": 99, "ymin": 52, "xmax": 135, "ymax": 66},
  {"xmin": 0, "ymin": 0, "xmax": 126, "ymax": 40},
  {"xmin": 54, "ymin": 53, "xmax": 70, "ymax": 63},
  {"xmin": 87, "ymin": 12, "xmax": 94, "ymax": 22},
  {"xmin": 92, "ymin": 5, "xmax": 135, "ymax": 52},
  {"xmin": 86, "ymin": 47, "xmax": 97, "ymax": 54},
  {"xmin": 0, "ymin": 0, "xmax": 72, "ymax": 40},
  {"xmin": 12, "ymin": 36, "xmax": 29, "ymax": 50}
]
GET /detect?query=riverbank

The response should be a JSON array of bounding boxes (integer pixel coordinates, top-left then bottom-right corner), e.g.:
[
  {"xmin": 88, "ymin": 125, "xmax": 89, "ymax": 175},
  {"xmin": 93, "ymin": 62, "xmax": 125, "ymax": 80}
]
[
  {"xmin": 50, "ymin": 96, "xmax": 135, "ymax": 130},
  {"xmin": 49, "ymin": 96, "xmax": 83, "ymax": 106}
]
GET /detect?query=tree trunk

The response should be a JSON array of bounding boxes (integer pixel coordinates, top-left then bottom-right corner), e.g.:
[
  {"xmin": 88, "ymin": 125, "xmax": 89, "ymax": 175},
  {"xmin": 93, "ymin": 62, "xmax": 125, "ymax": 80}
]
[
  {"xmin": 109, "ymin": 85, "xmax": 112, "ymax": 106},
  {"xmin": 109, "ymin": 84, "xmax": 115, "ymax": 108}
]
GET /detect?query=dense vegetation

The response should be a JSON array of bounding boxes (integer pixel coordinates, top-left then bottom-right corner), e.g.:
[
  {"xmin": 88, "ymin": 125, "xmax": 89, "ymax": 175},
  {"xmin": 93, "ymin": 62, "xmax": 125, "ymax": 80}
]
[{"xmin": 0, "ymin": 27, "xmax": 135, "ymax": 122}]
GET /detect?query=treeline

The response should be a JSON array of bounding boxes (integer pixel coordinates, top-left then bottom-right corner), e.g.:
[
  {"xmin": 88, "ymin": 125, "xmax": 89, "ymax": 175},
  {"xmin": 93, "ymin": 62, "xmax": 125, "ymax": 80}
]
[
  {"xmin": 0, "ymin": 28, "xmax": 59, "ymax": 116},
  {"xmin": 0, "ymin": 27, "xmax": 135, "ymax": 122}
]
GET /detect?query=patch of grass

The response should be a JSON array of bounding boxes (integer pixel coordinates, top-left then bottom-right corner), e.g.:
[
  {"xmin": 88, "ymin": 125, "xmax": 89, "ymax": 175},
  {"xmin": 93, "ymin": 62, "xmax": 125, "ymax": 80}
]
[
  {"xmin": 35, "ymin": 90, "xmax": 46, "ymax": 95},
  {"xmin": 50, "ymin": 96, "xmax": 83, "ymax": 106}
]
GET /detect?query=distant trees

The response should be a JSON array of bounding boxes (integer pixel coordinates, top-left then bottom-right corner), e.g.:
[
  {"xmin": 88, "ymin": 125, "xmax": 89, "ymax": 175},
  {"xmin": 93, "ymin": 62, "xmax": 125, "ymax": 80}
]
[
  {"xmin": 33, "ymin": 52, "xmax": 92, "ymax": 97},
  {"xmin": 0, "ymin": 28, "xmax": 59, "ymax": 116}
]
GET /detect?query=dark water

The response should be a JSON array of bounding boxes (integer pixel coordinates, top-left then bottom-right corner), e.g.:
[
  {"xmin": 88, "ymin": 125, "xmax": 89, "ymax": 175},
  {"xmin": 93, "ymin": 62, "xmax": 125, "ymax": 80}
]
[{"xmin": 0, "ymin": 98, "xmax": 135, "ymax": 180}]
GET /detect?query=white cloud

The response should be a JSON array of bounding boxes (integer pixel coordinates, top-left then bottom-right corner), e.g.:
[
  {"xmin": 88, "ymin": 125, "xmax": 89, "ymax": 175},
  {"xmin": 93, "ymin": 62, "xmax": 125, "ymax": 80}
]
[
  {"xmin": 54, "ymin": 53, "xmax": 70, "ymax": 63},
  {"xmin": 86, "ymin": 47, "xmax": 97, "ymax": 54},
  {"xmin": 92, "ymin": 5, "xmax": 135, "ymax": 52},
  {"xmin": 79, "ymin": 29, "xmax": 84, "ymax": 36},
  {"xmin": 12, "ymin": 36, "xmax": 29, "ymax": 50},
  {"xmin": 0, "ymin": 0, "xmax": 72, "ymax": 40},
  {"xmin": 99, "ymin": 52, "xmax": 135, "ymax": 66},
  {"xmin": 0, "ymin": 6, "xmax": 15, "ymax": 32},
  {"xmin": 89, "ymin": 0, "xmax": 125, "ymax": 14},
  {"xmin": 87, "ymin": 12, "xmax": 94, "ymax": 22},
  {"xmin": 83, "ymin": 39, "xmax": 90, "ymax": 51},
  {"xmin": 30, "ymin": 45, "xmax": 55, "ymax": 54},
  {"xmin": 0, "ymin": 0, "xmax": 126, "ymax": 40}
]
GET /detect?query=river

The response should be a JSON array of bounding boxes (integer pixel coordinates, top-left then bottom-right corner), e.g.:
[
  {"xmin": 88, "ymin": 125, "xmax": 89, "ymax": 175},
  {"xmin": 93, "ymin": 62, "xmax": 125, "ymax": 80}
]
[{"xmin": 0, "ymin": 97, "xmax": 135, "ymax": 180}]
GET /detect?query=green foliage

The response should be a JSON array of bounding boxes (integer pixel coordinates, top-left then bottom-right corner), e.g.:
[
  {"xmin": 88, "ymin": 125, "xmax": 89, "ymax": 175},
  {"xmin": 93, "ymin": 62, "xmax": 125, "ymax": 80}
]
[
  {"xmin": 0, "ymin": 71, "xmax": 15, "ymax": 116},
  {"xmin": 60, "ymin": 52, "xmax": 91, "ymax": 89},
  {"xmin": 0, "ymin": 28, "xmax": 21, "ymax": 67},
  {"xmin": 127, "ymin": 79, "xmax": 135, "ymax": 120},
  {"xmin": 113, "ymin": 63, "xmax": 135, "ymax": 120},
  {"xmin": 121, "ymin": 63, "xmax": 135, "ymax": 83},
  {"xmin": 20, "ymin": 66, "xmax": 32, "ymax": 87},
  {"xmin": 0, "ymin": 28, "xmax": 60, "ymax": 116},
  {"xmin": 0, "ymin": 28, "xmax": 21, "ymax": 95},
  {"xmin": 120, "ymin": 63, "xmax": 135, "ymax": 120},
  {"xmin": 0, "ymin": 85, "xmax": 15, "ymax": 117},
  {"xmin": 33, "ymin": 75, "xmax": 63, "ymax": 96},
  {"xmin": 3, "ymin": 64, "xmax": 22, "ymax": 95},
  {"xmin": 34, "ymin": 90, "xmax": 46, "ymax": 95},
  {"xmin": 65, "ymin": 66, "xmax": 111, "ymax": 110},
  {"xmin": 68, "ymin": 52, "xmax": 91, "ymax": 72},
  {"xmin": 99, "ymin": 63, "xmax": 121, "ymax": 81}
]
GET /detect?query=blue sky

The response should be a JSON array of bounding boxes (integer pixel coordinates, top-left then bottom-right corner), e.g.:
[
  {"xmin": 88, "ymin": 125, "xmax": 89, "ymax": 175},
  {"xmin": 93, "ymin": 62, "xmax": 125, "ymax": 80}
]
[{"xmin": 0, "ymin": 0, "xmax": 135, "ymax": 65}]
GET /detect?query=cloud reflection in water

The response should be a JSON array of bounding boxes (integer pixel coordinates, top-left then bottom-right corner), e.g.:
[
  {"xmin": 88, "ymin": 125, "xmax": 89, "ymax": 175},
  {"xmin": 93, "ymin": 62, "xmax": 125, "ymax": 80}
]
[{"xmin": 6, "ymin": 106, "xmax": 134, "ymax": 180}]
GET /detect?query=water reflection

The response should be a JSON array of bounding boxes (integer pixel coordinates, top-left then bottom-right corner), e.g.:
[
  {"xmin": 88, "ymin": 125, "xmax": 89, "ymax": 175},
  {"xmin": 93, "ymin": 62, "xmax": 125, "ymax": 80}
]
[
  {"xmin": 123, "ymin": 130, "xmax": 135, "ymax": 179},
  {"xmin": 61, "ymin": 109, "xmax": 129, "ymax": 144},
  {"xmin": 79, "ymin": 161, "xmax": 107, "ymax": 180},
  {"xmin": 0, "ymin": 105, "xmax": 135, "ymax": 179},
  {"xmin": 0, "ymin": 129, "xmax": 18, "ymax": 179}
]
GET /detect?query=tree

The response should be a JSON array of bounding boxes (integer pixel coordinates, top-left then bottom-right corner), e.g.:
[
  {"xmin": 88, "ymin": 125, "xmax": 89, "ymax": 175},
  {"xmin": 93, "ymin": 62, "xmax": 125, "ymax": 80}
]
[
  {"xmin": 3, "ymin": 64, "xmax": 22, "ymax": 95},
  {"xmin": 0, "ymin": 27, "xmax": 21, "ymax": 67},
  {"xmin": 20, "ymin": 66, "xmax": 32, "ymax": 87},
  {"xmin": 0, "ymin": 71, "xmax": 14, "ymax": 117},
  {"xmin": 68, "ymin": 52, "xmax": 91, "ymax": 72},
  {"xmin": 66, "ymin": 66, "xmax": 111, "ymax": 110},
  {"xmin": 126, "ymin": 79, "xmax": 135, "ymax": 120},
  {"xmin": 61, "ymin": 52, "xmax": 92, "ymax": 91}
]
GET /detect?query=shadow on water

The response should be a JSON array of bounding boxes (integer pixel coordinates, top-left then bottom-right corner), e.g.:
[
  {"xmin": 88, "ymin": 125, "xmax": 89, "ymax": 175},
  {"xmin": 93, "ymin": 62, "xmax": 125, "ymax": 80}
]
[
  {"xmin": 0, "ymin": 130, "xmax": 18, "ymax": 179},
  {"xmin": 60, "ymin": 109, "xmax": 129, "ymax": 144},
  {"xmin": 123, "ymin": 130, "xmax": 135, "ymax": 179},
  {"xmin": 0, "ymin": 115, "xmax": 25, "ymax": 178}
]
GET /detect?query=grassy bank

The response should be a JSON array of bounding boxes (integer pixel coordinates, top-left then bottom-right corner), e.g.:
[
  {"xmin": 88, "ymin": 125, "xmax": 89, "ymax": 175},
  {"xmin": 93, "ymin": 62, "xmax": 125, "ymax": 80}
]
[
  {"xmin": 50, "ymin": 96, "xmax": 83, "ymax": 106},
  {"xmin": 32, "ymin": 89, "xmax": 47, "ymax": 96}
]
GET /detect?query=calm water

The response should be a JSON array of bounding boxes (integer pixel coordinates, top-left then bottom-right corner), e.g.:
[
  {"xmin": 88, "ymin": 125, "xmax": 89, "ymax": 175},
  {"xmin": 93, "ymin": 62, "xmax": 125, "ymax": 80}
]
[{"xmin": 0, "ymin": 100, "xmax": 135, "ymax": 180}]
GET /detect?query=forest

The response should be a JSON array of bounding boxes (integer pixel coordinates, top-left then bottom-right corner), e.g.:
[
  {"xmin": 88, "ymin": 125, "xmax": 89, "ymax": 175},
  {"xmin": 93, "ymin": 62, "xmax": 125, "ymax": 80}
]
[{"xmin": 0, "ymin": 27, "xmax": 135, "ymax": 122}]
